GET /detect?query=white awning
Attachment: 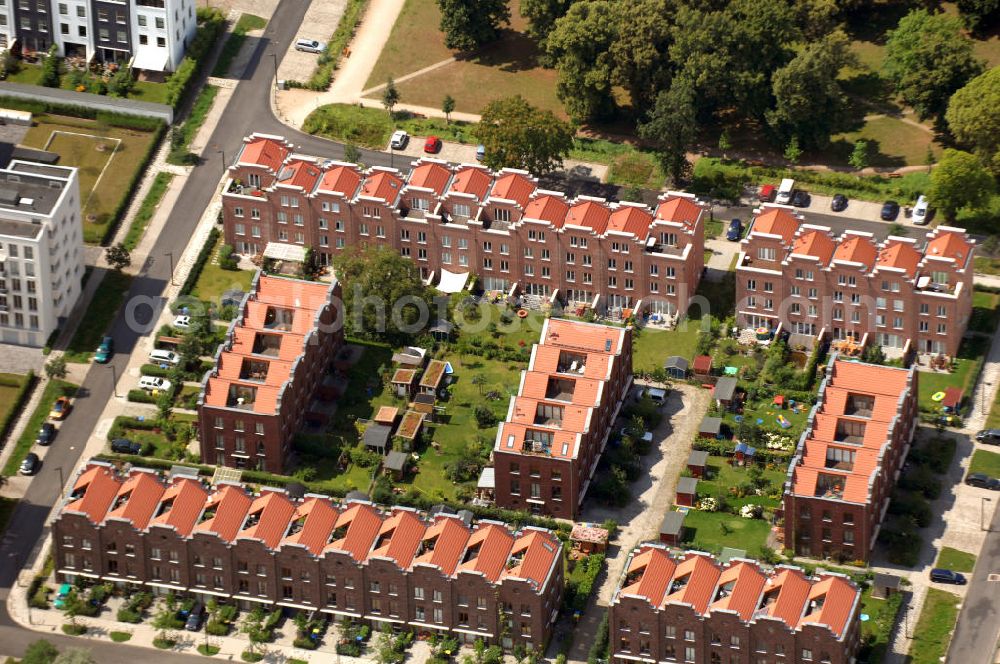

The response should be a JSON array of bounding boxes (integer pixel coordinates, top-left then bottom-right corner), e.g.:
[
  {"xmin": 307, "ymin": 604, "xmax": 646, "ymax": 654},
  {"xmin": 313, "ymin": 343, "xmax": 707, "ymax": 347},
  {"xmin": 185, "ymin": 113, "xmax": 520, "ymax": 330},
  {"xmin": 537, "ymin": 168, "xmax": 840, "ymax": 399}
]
[
  {"xmin": 264, "ymin": 242, "xmax": 307, "ymax": 262},
  {"xmin": 131, "ymin": 48, "xmax": 169, "ymax": 72},
  {"xmin": 477, "ymin": 467, "xmax": 495, "ymax": 489},
  {"xmin": 437, "ymin": 268, "xmax": 470, "ymax": 294}
]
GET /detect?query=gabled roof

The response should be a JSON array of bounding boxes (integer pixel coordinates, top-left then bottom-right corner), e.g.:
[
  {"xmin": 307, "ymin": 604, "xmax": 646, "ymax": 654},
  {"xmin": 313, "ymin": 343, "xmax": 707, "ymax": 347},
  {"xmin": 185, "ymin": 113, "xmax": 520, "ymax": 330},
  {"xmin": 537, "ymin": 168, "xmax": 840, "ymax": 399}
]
[
  {"xmin": 459, "ymin": 523, "xmax": 514, "ymax": 582},
  {"xmin": 371, "ymin": 509, "xmax": 426, "ymax": 569},
  {"xmin": 925, "ymin": 230, "xmax": 972, "ymax": 264},
  {"xmin": 622, "ymin": 546, "xmax": 675, "ymax": 607},
  {"xmin": 709, "ymin": 561, "xmax": 766, "ymax": 621},
  {"xmin": 654, "ymin": 196, "xmax": 702, "ymax": 229},
  {"xmin": 65, "ymin": 464, "xmax": 121, "ymax": 524},
  {"xmin": 239, "ymin": 491, "xmax": 296, "ymax": 549},
  {"xmin": 833, "ymin": 235, "xmax": 877, "ymax": 267},
  {"xmin": 194, "ymin": 484, "xmax": 253, "ymax": 542},
  {"xmin": 327, "ymin": 502, "xmax": 382, "ymax": 561},
  {"xmin": 663, "ymin": 554, "xmax": 720, "ymax": 614},
  {"xmin": 503, "ymin": 529, "xmax": 559, "ymax": 588},
  {"xmin": 414, "ymin": 516, "xmax": 471, "ymax": 575},
  {"xmin": 751, "ymin": 208, "xmax": 799, "ymax": 242},
  {"xmin": 149, "ymin": 477, "xmax": 208, "ymax": 536},
  {"xmin": 239, "ymin": 136, "xmax": 290, "ymax": 171},
  {"xmin": 522, "ymin": 194, "xmax": 569, "ymax": 227},
  {"xmin": 360, "ymin": 170, "xmax": 404, "ymax": 202},
  {"xmin": 607, "ymin": 206, "xmax": 653, "ymax": 238},
  {"xmin": 281, "ymin": 497, "xmax": 339, "ymax": 555},
  {"xmin": 566, "ymin": 200, "xmax": 611, "ymax": 234},
  {"xmin": 277, "ymin": 159, "xmax": 322, "ymax": 191},
  {"xmin": 407, "ymin": 162, "xmax": 451, "ymax": 196},
  {"xmin": 490, "ymin": 172, "xmax": 535, "ymax": 207},
  {"xmin": 877, "ymin": 240, "xmax": 921, "ymax": 277},
  {"xmin": 105, "ymin": 471, "xmax": 165, "ymax": 531},
  {"xmin": 449, "ymin": 166, "xmax": 493, "ymax": 200},
  {"xmin": 317, "ymin": 165, "xmax": 362, "ymax": 196},
  {"xmin": 791, "ymin": 230, "xmax": 836, "ymax": 263}
]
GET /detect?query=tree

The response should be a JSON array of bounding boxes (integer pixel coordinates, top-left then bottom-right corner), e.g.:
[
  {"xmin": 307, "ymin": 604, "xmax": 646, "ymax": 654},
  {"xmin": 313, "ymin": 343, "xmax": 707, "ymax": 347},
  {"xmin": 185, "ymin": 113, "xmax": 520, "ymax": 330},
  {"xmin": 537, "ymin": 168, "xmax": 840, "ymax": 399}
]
[
  {"xmin": 436, "ymin": 0, "xmax": 510, "ymax": 51},
  {"xmin": 928, "ymin": 148, "xmax": 996, "ymax": 219},
  {"xmin": 333, "ymin": 245, "xmax": 432, "ymax": 345},
  {"xmin": 607, "ymin": 0, "xmax": 675, "ymax": 116},
  {"xmin": 717, "ymin": 129, "xmax": 732, "ymax": 158},
  {"xmin": 240, "ymin": 610, "xmax": 268, "ymax": 658},
  {"xmin": 104, "ymin": 243, "xmax": 131, "ymax": 272},
  {"xmin": 442, "ymin": 94, "xmax": 455, "ymax": 124},
  {"xmin": 107, "ymin": 68, "xmax": 133, "ymax": 97},
  {"xmin": 767, "ymin": 30, "xmax": 855, "ymax": 149},
  {"xmin": 848, "ymin": 139, "xmax": 870, "ymax": 170},
  {"xmin": 51, "ymin": 649, "xmax": 96, "ymax": 664},
  {"xmin": 638, "ymin": 78, "xmax": 696, "ymax": 184},
  {"xmin": 521, "ymin": 0, "xmax": 576, "ymax": 47},
  {"xmin": 784, "ymin": 135, "xmax": 803, "ymax": 164},
  {"xmin": 474, "ymin": 95, "xmax": 575, "ymax": 175},
  {"xmin": 177, "ymin": 331, "xmax": 203, "ymax": 373},
  {"xmin": 883, "ymin": 10, "xmax": 984, "ymax": 119},
  {"xmin": 40, "ymin": 45, "xmax": 60, "ymax": 88},
  {"xmin": 956, "ymin": 0, "xmax": 1000, "ymax": 31},
  {"xmin": 344, "ymin": 142, "xmax": 361, "ymax": 164},
  {"xmin": 946, "ymin": 66, "xmax": 1000, "ymax": 174},
  {"xmin": 22, "ymin": 639, "xmax": 59, "ymax": 664},
  {"xmin": 471, "ymin": 373, "xmax": 487, "ymax": 396},
  {"xmin": 381, "ymin": 78, "xmax": 400, "ymax": 120},
  {"xmin": 45, "ymin": 356, "xmax": 67, "ymax": 380},
  {"xmin": 544, "ymin": 1, "xmax": 617, "ymax": 121}
]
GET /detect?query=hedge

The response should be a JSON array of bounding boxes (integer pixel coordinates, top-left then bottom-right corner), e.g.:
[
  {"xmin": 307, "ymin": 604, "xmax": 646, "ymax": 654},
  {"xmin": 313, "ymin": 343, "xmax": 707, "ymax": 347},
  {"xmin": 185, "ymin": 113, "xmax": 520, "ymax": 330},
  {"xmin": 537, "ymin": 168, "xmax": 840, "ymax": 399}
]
[
  {"xmin": 179, "ymin": 227, "xmax": 221, "ymax": 297},
  {"xmin": 587, "ymin": 611, "xmax": 610, "ymax": 664},
  {"xmin": 98, "ymin": 120, "xmax": 166, "ymax": 245},
  {"xmin": 293, "ymin": 0, "xmax": 368, "ymax": 90},
  {"xmin": 126, "ymin": 389, "xmax": 156, "ymax": 404},
  {"xmin": 164, "ymin": 8, "xmax": 226, "ymax": 110},
  {"xmin": 0, "ymin": 371, "xmax": 35, "ymax": 447}
]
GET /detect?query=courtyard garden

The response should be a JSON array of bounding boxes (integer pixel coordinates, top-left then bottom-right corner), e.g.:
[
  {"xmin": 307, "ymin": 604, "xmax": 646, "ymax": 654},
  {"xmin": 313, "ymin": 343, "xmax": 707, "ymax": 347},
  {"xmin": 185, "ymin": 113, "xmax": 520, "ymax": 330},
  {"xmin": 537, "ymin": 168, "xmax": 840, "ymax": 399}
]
[{"xmin": 916, "ymin": 335, "xmax": 990, "ymax": 418}]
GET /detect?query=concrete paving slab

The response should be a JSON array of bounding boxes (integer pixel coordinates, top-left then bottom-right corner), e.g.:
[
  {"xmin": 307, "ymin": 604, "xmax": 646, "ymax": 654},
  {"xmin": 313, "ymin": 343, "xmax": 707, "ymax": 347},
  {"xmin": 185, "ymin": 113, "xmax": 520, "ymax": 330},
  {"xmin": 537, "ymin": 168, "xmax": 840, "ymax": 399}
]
[{"xmin": 276, "ymin": 0, "xmax": 348, "ymax": 84}]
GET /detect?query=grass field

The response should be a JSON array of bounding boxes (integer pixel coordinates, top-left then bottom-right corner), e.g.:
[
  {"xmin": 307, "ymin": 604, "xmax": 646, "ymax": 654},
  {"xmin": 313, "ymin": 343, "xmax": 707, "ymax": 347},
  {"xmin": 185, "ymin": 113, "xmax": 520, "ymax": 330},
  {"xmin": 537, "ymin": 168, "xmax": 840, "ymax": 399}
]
[
  {"xmin": 970, "ymin": 288, "xmax": 1000, "ymax": 335},
  {"xmin": 0, "ymin": 373, "xmax": 31, "ymax": 435},
  {"xmin": 64, "ymin": 270, "xmax": 131, "ymax": 363},
  {"xmin": 21, "ymin": 114, "xmax": 159, "ymax": 244},
  {"xmin": 303, "ymin": 104, "xmax": 478, "ymax": 150},
  {"xmin": 123, "ymin": 172, "xmax": 174, "ymax": 251},
  {"xmin": 916, "ymin": 336, "xmax": 988, "ymax": 413},
  {"xmin": 1, "ymin": 379, "xmax": 78, "ymax": 476},
  {"xmin": 189, "ymin": 235, "xmax": 256, "ymax": 303},
  {"xmin": 363, "ymin": 0, "xmax": 563, "ymax": 117},
  {"xmin": 680, "ymin": 508, "xmax": 772, "ymax": 555},
  {"xmin": 935, "ymin": 546, "xmax": 977, "ymax": 573},
  {"xmin": 969, "ymin": 449, "xmax": 1000, "ymax": 477},
  {"xmin": 830, "ymin": 116, "xmax": 941, "ymax": 169},
  {"xmin": 908, "ymin": 588, "xmax": 960, "ymax": 664},
  {"xmin": 986, "ymin": 385, "xmax": 1000, "ymax": 429}
]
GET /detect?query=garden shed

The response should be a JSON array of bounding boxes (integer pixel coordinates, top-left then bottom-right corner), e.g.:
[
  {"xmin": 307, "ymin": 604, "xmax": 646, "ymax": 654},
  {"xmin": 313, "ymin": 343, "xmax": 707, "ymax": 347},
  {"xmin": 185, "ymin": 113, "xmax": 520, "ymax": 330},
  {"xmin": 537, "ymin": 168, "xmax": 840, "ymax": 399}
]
[
  {"xmin": 663, "ymin": 356, "xmax": 688, "ymax": 379},
  {"xmin": 383, "ymin": 451, "xmax": 410, "ymax": 480},
  {"xmin": 430, "ymin": 320, "xmax": 454, "ymax": 341},
  {"xmin": 395, "ymin": 410, "xmax": 425, "ymax": 451},
  {"xmin": 659, "ymin": 511, "xmax": 686, "ymax": 545},
  {"xmin": 570, "ymin": 523, "xmax": 610, "ymax": 554},
  {"xmin": 345, "ymin": 490, "xmax": 369, "ymax": 502},
  {"xmin": 692, "ymin": 355, "xmax": 713, "ymax": 376},
  {"xmin": 410, "ymin": 393, "xmax": 436, "ymax": 416},
  {"xmin": 699, "ymin": 417, "xmax": 722, "ymax": 439},
  {"xmin": 871, "ymin": 573, "xmax": 902, "ymax": 599},
  {"xmin": 420, "ymin": 360, "xmax": 449, "ymax": 396},
  {"xmin": 676, "ymin": 476, "xmax": 698, "ymax": 507},
  {"xmin": 391, "ymin": 368, "xmax": 418, "ymax": 398},
  {"xmin": 363, "ymin": 423, "xmax": 392, "ymax": 455},
  {"xmin": 714, "ymin": 376, "xmax": 738, "ymax": 411},
  {"xmin": 476, "ymin": 467, "xmax": 495, "ymax": 502},
  {"xmin": 374, "ymin": 406, "xmax": 399, "ymax": 429},
  {"xmin": 687, "ymin": 450, "xmax": 709, "ymax": 478},
  {"xmin": 392, "ymin": 346, "xmax": 427, "ymax": 367}
]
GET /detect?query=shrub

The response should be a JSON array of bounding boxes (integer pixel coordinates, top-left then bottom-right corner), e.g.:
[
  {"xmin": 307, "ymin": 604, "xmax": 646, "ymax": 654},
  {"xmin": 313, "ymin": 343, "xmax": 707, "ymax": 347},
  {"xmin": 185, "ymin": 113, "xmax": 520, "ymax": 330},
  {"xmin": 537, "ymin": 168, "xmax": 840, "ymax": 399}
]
[
  {"xmin": 109, "ymin": 631, "xmax": 132, "ymax": 642},
  {"xmin": 219, "ymin": 244, "xmax": 239, "ymax": 270},
  {"xmin": 298, "ymin": 0, "xmax": 367, "ymax": 90},
  {"xmin": 127, "ymin": 389, "xmax": 157, "ymax": 404},
  {"xmin": 474, "ymin": 405, "xmax": 498, "ymax": 428},
  {"xmin": 587, "ymin": 611, "xmax": 610, "ymax": 664},
  {"xmin": 153, "ymin": 636, "xmax": 176, "ymax": 649},
  {"xmin": 164, "ymin": 8, "xmax": 226, "ymax": 109},
  {"xmin": 62, "ymin": 623, "xmax": 87, "ymax": 636}
]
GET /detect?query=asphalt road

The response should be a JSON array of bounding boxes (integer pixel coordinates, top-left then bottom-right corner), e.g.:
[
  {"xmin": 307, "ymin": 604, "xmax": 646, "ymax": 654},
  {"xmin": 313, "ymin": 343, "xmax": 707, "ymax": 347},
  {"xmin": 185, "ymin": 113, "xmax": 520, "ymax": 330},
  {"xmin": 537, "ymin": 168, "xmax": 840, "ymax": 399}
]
[{"xmin": 947, "ymin": 502, "xmax": 1000, "ymax": 664}]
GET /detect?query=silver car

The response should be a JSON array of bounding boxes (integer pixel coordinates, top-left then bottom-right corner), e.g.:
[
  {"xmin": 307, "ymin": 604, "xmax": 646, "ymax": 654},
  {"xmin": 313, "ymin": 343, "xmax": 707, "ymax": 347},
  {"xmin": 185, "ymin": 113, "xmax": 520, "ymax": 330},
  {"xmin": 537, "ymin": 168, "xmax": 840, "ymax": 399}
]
[{"xmin": 295, "ymin": 39, "xmax": 325, "ymax": 54}]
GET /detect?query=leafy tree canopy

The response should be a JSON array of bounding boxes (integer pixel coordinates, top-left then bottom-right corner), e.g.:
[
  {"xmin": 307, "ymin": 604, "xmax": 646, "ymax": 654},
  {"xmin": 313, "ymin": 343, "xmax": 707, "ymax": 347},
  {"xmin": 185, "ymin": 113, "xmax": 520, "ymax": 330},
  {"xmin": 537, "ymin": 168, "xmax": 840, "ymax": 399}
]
[
  {"xmin": 946, "ymin": 65, "xmax": 1000, "ymax": 170},
  {"xmin": 544, "ymin": 1, "xmax": 618, "ymax": 121},
  {"xmin": 474, "ymin": 95, "xmax": 575, "ymax": 175},
  {"xmin": 928, "ymin": 148, "xmax": 995, "ymax": 219},
  {"xmin": 436, "ymin": 0, "xmax": 510, "ymax": 51}
]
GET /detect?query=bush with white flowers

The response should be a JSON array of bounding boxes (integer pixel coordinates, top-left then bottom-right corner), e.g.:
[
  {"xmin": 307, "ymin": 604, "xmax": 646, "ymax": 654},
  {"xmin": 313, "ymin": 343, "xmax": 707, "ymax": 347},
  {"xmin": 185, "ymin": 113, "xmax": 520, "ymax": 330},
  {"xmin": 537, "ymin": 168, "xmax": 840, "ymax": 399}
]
[
  {"xmin": 740, "ymin": 504, "xmax": 763, "ymax": 519},
  {"xmin": 764, "ymin": 432, "xmax": 794, "ymax": 451},
  {"xmin": 699, "ymin": 497, "xmax": 719, "ymax": 512}
]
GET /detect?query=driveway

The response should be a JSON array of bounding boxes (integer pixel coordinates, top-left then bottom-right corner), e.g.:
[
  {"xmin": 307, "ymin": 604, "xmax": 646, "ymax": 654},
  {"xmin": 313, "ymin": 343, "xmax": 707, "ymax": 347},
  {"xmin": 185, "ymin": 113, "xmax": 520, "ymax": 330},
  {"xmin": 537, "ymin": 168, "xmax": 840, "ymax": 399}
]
[{"xmin": 563, "ymin": 382, "xmax": 710, "ymax": 663}]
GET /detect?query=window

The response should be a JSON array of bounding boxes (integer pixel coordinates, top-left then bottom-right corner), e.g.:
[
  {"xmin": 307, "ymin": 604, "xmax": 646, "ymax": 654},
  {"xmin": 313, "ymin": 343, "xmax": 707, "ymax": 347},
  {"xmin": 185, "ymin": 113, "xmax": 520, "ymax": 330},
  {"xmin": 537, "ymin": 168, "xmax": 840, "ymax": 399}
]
[
  {"xmin": 414, "ymin": 587, "xmax": 424, "ymax": 600},
  {"xmin": 685, "ymin": 647, "xmax": 696, "ymax": 663},
  {"xmin": 432, "ymin": 590, "xmax": 443, "ymax": 603},
  {"xmin": 684, "ymin": 630, "xmax": 694, "ymax": 642},
  {"xmin": 757, "ymin": 247, "xmax": 776, "ymax": 260},
  {"xmin": 665, "ymin": 626, "xmax": 676, "ymax": 639},
  {"xmin": 802, "ymin": 650, "xmax": 813, "ymax": 661}
]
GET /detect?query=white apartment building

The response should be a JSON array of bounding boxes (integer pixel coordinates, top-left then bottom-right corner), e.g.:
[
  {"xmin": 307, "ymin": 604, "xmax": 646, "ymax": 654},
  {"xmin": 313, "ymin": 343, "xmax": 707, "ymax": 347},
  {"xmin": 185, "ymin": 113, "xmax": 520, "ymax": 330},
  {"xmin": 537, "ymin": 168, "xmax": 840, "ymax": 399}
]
[{"xmin": 0, "ymin": 160, "xmax": 84, "ymax": 346}]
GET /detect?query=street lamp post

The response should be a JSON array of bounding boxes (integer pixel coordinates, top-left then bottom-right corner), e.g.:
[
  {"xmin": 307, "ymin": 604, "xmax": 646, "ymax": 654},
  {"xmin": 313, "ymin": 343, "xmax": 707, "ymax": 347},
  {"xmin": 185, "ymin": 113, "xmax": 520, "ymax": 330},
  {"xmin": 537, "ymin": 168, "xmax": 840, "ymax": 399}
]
[
  {"xmin": 164, "ymin": 251, "xmax": 175, "ymax": 286},
  {"xmin": 108, "ymin": 363, "xmax": 118, "ymax": 398},
  {"xmin": 983, "ymin": 496, "xmax": 993, "ymax": 532},
  {"xmin": 270, "ymin": 51, "xmax": 278, "ymax": 88}
]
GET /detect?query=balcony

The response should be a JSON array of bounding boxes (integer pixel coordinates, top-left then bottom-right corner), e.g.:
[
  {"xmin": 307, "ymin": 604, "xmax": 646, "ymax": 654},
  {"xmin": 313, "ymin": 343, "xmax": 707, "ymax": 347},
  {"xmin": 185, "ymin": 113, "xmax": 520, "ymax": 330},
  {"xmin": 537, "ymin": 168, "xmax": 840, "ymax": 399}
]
[
  {"xmin": 252, "ymin": 332, "xmax": 282, "ymax": 357},
  {"xmin": 534, "ymin": 405, "xmax": 563, "ymax": 427},
  {"xmin": 845, "ymin": 394, "xmax": 873, "ymax": 418},
  {"xmin": 227, "ymin": 385, "xmax": 258, "ymax": 410},
  {"xmin": 814, "ymin": 473, "xmax": 846, "ymax": 500},
  {"xmin": 240, "ymin": 358, "xmax": 270, "ymax": 382},
  {"xmin": 263, "ymin": 307, "xmax": 294, "ymax": 331},
  {"xmin": 556, "ymin": 350, "xmax": 587, "ymax": 375},
  {"xmin": 227, "ymin": 180, "xmax": 264, "ymax": 197},
  {"xmin": 545, "ymin": 377, "xmax": 576, "ymax": 402}
]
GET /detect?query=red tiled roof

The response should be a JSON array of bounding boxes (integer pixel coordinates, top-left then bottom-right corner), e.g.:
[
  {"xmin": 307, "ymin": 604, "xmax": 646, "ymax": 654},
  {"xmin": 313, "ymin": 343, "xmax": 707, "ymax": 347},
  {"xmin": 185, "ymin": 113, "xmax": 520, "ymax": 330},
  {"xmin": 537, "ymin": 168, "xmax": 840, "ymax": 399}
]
[
  {"xmin": 490, "ymin": 172, "xmax": 535, "ymax": 207},
  {"xmin": 503, "ymin": 529, "xmax": 559, "ymax": 588},
  {"xmin": 408, "ymin": 162, "xmax": 452, "ymax": 196},
  {"xmin": 654, "ymin": 196, "xmax": 702, "ymax": 229},
  {"xmin": 371, "ymin": 509, "xmax": 426, "ymax": 569},
  {"xmin": 317, "ymin": 165, "xmax": 362, "ymax": 196},
  {"xmin": 195, "ymin": 484, "xmax": 253, "ymax": 542},
  {"xmin": 239, "ymin": 491, "xmax": 296, "ymax": 549},
  {"xmin": 239, "ymin": 136, "xmax": 289, "ymax": 172},
  {"xmin": 105, "ymin": 471, "xmax": 165, "ymax": 531},
  {"xmin": 327, "ymin": 502, "xmax": 382, "ymax": 561},
  {"xmin": 664, "ymin": 554, "xmax": 720, "ymax": 614},
  {"xmin": 752, "ymin": 208, "xmax": 799, "ymax": 242},
  {"xmin": 833, "ymin": 235, "xmax": 877, "ymax": 267},
  {"xmin": 544, "ymin": 318, "xmax": 624, "ymax": 354},
  {"xmin": 791, "ymin": 230, "xmax": 836, "ymax": 264},
  {"xmin": 65, "ymin": 465, "xmax": 121, "ymax": 524},
  {"xmin": 766, "ymin": 568, "xmax": 813, "ymax": 629},
  {"xmin": 149, "ymin": 477, "xmax": 208, "ymax": 536},
  {"xmin": 414, "ymin": 516, "xmax": 471, "ymax": 575},
  {"xmin": 622, "ymin": 547, "xmax": 675, "ymax": 607},
  {"xmin": 800, "ymin": 575, "xmax": 858, "ymax": 637},
  {"xmin": 281, "ymin": 497, "xmax": 339, "ymax": 555},
  {"xmin": 926, "ymin": 230, "xmax": 972, "ymax": 263},
  {"xmin": 522, "ymin": 195, "xmax": 569, "ymax": 227},
  {"xmin": 278, "ymin": 159, "xmax": 322, "ymax": 191},
  {"xmin": 607, "ymin": 206, "xmax": 653, "ymax": 238},
  {"xmin": 566, "ymin": 200, "xmax": 611, "ymax": 234},
  {"xmin": 709, "ymin": 561, "xmax": 766, "ymax": 621},
  {"xmin": 460, "ymin": 524, "xmax": 514, "ymax": 582},
  {"xmin": 449, "ymin": 166, "xmax": 493, "ymax": 200},
  {"xmin": 360, "ymin": 170, "xmax": 404, "ymax": 202},
  {"xmin": 877, "ymin": 240, "xmax": 921, "ymax": 277}
]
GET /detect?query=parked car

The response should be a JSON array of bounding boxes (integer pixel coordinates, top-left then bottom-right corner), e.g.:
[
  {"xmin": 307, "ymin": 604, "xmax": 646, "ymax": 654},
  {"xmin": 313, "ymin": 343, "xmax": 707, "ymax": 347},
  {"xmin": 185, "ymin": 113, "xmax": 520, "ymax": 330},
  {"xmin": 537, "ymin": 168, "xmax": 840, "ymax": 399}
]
[
  {"xmin": 775, "ymin": 178, "xmax": 794, "ymax": 205},
  {"xmin": 965, "ymin": 472, "xmax": 1000, "ymax": 490},
  {"xmin": 149, "ymin": 349, "xmax": 180, "ymax": 366},
  {"xmin": 912, "ymin": 195, "xmax": 930, "ymax": 225},
  {"xmin": 19, "ymin": 452, "xmax": 40, "ymax": 476},
  {"xmin": 294, "ymin": 38, "xmax": 325, "ymax": 54},
  {"xmin": 881, "ymin": 200, "xmax": 900, "ymax": 221},
  {"xmin": 791, "ymin": 190, "xmax": 811, "ymax": 208},
  {"xmin": 620, "ymin": 427, "xmax": 654, "ymax": 446},
  {"xmin": 185, "ymin": 601, "xmax": 205, "ymax": 631},
  {"xmin": 929, "ymin": 568, "xmax": 967, "ymax": 585},
  {"xmin": 476, "ymin": 144, "xmax": 486, "ymax": 161},
  {"xmin": 389, "ymin": 130, "xmax": 408, "ymax": 150},
  {"xmin": 726, "ymin": 218, "xmax": 742, "ymax": 241},
  {"xmin": 831, "ymin": 194, "xmax": 848, "ymax": 212},
  {"xmin": 644, "ymin": 387, "xmax": 666, "ymax": 404},
  {"xmin": 94, "ymin": 336, "xmax": 114, "ymax": 364},
  {"xmin": 758, "ymin": 184, "xmax": 776, "ymax": 202},
  {"xmin": 49, "ymin": 396, "xmax": 71, "ymax": 420},
  {"xmin": 173, "ymin": 315, "xmax": 191, "ymax": 329},
  {"xmin": 424, "ymin": 136, "xmax": 442, "ymax": 154},
  {"xmin": 36, "ymin": 422, "xmax": 56, "ymax": 446},
  {"xmin": 111, "ymin": 438, "xmax": 142, "ymax": 455},
  {"xmin": 975, "ymin": 429, "xmax": 1000, "ymax": 445},
  {"xmin": 53, "ymin": 583, "xmax": 73, "ymax": 609},
  {"xmin": 138, "ymin": 376, "xmax": 172, "ymax": 393}
]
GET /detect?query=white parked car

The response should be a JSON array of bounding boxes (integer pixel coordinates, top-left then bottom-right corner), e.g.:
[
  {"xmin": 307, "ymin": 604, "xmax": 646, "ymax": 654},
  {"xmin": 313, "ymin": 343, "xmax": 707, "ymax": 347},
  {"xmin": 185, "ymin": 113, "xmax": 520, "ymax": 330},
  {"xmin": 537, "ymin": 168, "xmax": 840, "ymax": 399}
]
[
  {"xmin": 174, "ymin": 315, "xmax": 191, "ymax": 329},
  {"xmin": 138, "ymin": 376, "xmax": 172, "ymax": 393},
  {"xmin": 912, "ymin": 195, "xmax": 930, "ymax": 225},
  {"xmin": 390, "ymin": 130, "xmax": 409, "ymax": 150},
  {"xmin": 295, "ymin": 38, "xmax": 325, "ymax": 54}
]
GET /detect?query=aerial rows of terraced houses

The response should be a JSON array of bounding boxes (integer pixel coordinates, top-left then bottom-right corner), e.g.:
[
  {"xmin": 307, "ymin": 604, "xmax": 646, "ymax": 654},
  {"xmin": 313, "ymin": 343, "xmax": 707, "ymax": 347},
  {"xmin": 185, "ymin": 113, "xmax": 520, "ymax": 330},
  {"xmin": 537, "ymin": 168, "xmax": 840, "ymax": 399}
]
[{"xmin": 48, "ymin": 133, "xmax": 976, "ymax": 664}]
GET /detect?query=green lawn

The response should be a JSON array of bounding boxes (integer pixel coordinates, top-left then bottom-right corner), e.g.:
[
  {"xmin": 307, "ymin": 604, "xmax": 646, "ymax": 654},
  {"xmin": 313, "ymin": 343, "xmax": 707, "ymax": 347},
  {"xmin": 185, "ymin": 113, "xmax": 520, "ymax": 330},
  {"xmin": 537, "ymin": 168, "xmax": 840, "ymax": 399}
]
[
  {"xmin": 830, "ymin": 116, "xmax": 940, "ymax": 168},
  {"xmin": 974, "ymin": 256, "xmax": 1000, "ymax": 276},
  {"xmin": 167, "ymin": 84, "xmax": 219, "ymax": 164},
  {"xmin": 1, "ymin": 380, "xmax": 78, "ymax": 476},
  {"xmin": 917, "ymin": 336, "xmax": 988, "ymax": 413},
  {"xmin": 64, "ymin": 270, "xmax": 131, "ymax": 363},
  {"xmin": 970, "ymin": 288, "xmax": 1000, "ymax": 335},
  {"xmin": 21, "ymin": 114, "xmax": 159, "ymax": 243},
  {"xmin": 302, "ymin": 104, "xmax": 478, "ymax": 150},
  {"xmin": 969, "ymin": 449, "xmax": 1000, "ymax": 477},
  {"xmin": 568, "ymin": 137, "xmax": 665, "ymax": 189},
  {"xmin": 189, "ymin": 235, "xmax": 256, "ymax": 303},
  {"xmin": 859, "ymin": 588, "xmax": 902, "ymax": 664},
  {"xmin": 679, "ymin": 508, "xmax": 772, "ymax": 556},
  {"xmin": 935, "ymin": 546, "xmax": 977, "ymax": 573},
  {"xmin": 908, "ymin": 588, "xmax": 960, "ymax": 664},
  {"xmin": 986, "ymin": 384, "xmax": 1000, "ymax": 429},
  {"xmin": 0, "ymin": 373, "xmax": 31, "ymax": 433},
  {"xmin": 696, "ymin": 455, "xmax": 786, "ymax": 509}
]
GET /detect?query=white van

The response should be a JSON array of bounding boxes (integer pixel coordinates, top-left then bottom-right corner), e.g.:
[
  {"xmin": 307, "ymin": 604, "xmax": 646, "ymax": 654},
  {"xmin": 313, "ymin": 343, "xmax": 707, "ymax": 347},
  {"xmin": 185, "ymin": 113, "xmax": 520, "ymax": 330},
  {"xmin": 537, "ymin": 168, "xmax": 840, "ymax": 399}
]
[
  {"xmin": 645, "ymin": 387, "xmax": 667, "ymax": 404},
  {"xmin": 775, "ymin": 178, "xmax": 795, "ymax": 205},
  {"xmin": 138, "ymin": 376, "xmax": 172, "ymax": 392},
  {"xmin": 912, "ymin": 195, "xmax": 930, "ymax": 225},
  {"xmin": 149, "ymin": 349, "xmax": 180, "ymax": 366}
]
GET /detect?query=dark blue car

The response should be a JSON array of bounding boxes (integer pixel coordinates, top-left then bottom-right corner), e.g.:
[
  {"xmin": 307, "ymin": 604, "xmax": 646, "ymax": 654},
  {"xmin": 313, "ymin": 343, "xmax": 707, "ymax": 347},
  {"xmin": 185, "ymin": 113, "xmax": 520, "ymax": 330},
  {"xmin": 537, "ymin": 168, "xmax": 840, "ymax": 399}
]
[{"xmin": 726, "ymin": 218, "xmax": 742, "ymax": 241}]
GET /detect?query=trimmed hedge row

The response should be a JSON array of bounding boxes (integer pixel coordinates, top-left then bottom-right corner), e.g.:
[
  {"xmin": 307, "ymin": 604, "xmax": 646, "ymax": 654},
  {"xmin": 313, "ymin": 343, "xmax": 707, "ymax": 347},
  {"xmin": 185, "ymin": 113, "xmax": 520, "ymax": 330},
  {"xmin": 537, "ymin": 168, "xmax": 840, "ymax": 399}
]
[
  {"xmin": 179, "ymin": 227, "xmax": 221, "ymax": 297},
  {"xmin": 0, "ymin": 371, "xmax": 35, "ymax": 447},
  {"xmin": 165, "ymin": 8, "xmax": 226, "ymax": 110},
  {"xmin": 97, "ymin": 122, "xmax": 166, "ymax": 245},
  {"xmin": 0, "ymin": 96, "xmax": 168, "ymax": 128}
]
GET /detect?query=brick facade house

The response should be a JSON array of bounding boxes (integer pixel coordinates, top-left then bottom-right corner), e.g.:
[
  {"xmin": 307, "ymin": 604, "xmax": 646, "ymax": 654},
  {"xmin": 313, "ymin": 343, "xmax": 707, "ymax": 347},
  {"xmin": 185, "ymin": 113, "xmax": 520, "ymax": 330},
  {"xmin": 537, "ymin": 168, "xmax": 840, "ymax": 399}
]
[
  {"xmin": 783, "ymin": 357, "xmax": 918, "ymax": 562},
  {"xmin": 220, "ymin": 134, "xmax": 706, "ymax": 317},
  {"xmin": 198, "ymin": 272, "xmax": 343, "ymax": 474},
  {"xmin": 735, "ymin": 206, "xmax": 974, "ymax": 357},
  {"xmin": 52, "ymin": 461, "xmax": 564, "ymax": 651},
  {"xmin": 492, "ymin": 318, "xmax": 633, "ymax": 520},
  {"xmin": 610, "ymin": 546, "xmax": 861, "ymax": 664}
]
